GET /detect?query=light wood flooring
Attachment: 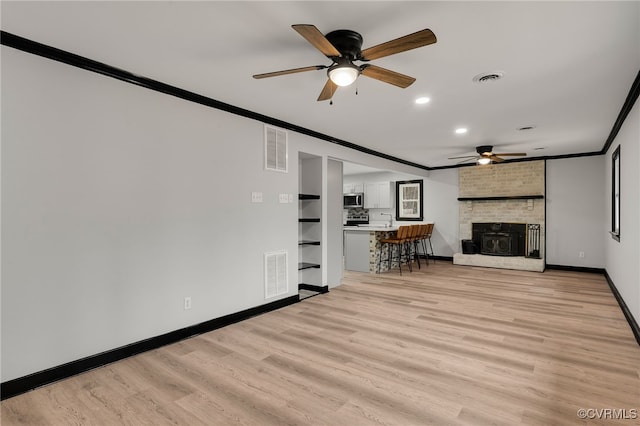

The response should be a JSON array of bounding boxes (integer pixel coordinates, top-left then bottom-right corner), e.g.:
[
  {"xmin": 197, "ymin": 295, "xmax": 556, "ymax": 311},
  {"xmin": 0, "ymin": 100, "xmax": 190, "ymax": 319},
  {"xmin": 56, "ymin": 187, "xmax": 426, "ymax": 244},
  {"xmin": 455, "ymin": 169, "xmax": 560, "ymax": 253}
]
[{"xmin": 2, "ymin": 262, "xmax": 639, "ymax": 425}]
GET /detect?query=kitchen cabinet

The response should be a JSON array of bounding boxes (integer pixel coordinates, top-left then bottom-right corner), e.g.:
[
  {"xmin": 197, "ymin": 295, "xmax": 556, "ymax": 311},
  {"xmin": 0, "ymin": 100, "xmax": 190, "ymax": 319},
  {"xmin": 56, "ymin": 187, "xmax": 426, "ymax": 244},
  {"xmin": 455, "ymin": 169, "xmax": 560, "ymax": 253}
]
[
  {"xmin": 343, "ymin": 227, "xmax": 399, "ymax": 273},
  {"xmin": 343, "ymin": 182, "xmax": 364, "ymax": 194},
  {"xmin": 343, "ymin": 230, "xmax": 371, "ymax": 272},
  {"xmin": 364, "ymin": 181, "xmax": 391, "ymax": 209}
]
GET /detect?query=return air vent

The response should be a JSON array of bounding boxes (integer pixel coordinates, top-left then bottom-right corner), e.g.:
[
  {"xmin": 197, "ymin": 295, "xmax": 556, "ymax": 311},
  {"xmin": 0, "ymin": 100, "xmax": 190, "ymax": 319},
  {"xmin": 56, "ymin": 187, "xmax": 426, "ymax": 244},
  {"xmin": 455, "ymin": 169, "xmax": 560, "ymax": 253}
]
[
  {"xmin": 265, "ymin": 125, "xmax": 288, "ymax": 172},
  {"xmin": 265, "ymin": 250, "xmax": 288, "ymax": 299}
]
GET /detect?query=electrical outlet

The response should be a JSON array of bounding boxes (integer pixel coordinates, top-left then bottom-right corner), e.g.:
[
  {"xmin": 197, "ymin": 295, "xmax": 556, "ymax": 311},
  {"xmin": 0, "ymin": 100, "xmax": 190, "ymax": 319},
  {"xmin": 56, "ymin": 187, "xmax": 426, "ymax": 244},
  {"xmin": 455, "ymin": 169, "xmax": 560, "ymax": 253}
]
[
  {"xmin": 579, "ymin": 251, "xmax": 585, "ymax": 258},
  {"xmin": 184, "ymin": 297, "xmax": 192, "ymax": 310},
  {"xmin": 251, "ymin": 192, "xmax": 263, "ymax": 203}
]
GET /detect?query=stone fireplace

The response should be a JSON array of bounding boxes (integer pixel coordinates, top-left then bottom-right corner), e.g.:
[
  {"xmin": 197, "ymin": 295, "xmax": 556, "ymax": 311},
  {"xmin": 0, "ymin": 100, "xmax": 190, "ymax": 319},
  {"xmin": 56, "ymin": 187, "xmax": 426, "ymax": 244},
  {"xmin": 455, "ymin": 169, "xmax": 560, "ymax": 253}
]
[{"xmin": 453, "ymin": 161, "xmax": 545, "ymax": 272}]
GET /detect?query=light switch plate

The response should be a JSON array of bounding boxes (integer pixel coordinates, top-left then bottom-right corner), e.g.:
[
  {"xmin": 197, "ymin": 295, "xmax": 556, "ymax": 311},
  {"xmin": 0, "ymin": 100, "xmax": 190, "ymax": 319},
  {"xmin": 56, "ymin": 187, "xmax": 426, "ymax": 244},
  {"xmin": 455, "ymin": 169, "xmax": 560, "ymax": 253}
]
[
  {"xmin": 279, "ymin": 193, "xmax": 289, "ymax": 203},
  {"xmin": 251, "ymin": 192, "xmax": 263, "ymax": 203}
]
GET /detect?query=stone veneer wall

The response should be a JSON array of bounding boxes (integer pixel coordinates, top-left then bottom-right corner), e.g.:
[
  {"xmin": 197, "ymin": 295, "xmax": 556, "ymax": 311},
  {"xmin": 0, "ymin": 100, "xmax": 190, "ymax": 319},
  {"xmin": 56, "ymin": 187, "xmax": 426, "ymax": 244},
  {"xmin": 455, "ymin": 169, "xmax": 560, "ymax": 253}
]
[
  {"xmin": 458, "ymin": 161, "xmax": 545, "ymax": 263},
  {"xmin": 369, "ymin": 230, "xmax": 396, "ymax": 273},
  {"xmin": 459, "ymin": 161, "xmax": 545, "ymax": 198}
]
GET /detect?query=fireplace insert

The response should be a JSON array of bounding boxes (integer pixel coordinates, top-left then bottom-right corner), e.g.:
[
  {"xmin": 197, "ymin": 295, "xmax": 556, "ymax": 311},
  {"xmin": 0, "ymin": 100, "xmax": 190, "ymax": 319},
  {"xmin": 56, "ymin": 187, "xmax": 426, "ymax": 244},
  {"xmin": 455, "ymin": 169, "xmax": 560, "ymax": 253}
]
[{"xmin": 472, "ymin": 223, "xmax": 526, "ymax": 256}]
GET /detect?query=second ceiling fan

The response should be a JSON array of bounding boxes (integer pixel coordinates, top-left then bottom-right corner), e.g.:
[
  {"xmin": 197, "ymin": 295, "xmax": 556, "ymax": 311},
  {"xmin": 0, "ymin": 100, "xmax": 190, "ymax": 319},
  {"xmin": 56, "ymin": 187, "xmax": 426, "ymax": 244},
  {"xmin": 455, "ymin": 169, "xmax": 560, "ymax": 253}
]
[
  {"xmin": 253, "ymin": 24, "xmax": 437, "ymax": 101},
  {"xmin": 449, "ymin": 145, "xmax": 527, "ymax": 165}
]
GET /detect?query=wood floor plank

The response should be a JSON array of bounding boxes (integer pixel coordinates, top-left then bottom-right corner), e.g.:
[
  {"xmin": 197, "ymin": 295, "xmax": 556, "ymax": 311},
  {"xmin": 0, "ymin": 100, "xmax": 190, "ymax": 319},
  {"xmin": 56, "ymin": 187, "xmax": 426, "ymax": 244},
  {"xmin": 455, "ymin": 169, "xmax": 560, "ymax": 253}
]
[{"xmin": 2, "ymin": 262, "xmax": 639, "ymax": 425}]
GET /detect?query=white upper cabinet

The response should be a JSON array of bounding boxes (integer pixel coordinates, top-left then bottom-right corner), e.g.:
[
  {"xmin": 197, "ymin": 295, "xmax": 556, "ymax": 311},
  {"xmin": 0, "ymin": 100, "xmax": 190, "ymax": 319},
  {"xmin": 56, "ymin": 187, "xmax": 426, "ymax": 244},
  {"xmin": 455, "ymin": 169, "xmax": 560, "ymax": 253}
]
[
  {"xmin": 364, "ymin": 182, "xmax": 391, "ymax": 209},
  {"xmin": 343, "ymin": 183, "xmax": 364, "ymax": 194}
]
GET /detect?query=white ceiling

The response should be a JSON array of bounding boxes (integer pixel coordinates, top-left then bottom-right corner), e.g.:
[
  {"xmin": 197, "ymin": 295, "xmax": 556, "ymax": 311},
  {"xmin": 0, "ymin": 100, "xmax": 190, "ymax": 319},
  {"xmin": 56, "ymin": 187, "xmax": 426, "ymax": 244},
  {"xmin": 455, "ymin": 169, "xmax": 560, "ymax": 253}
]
[{"xmin": 3, "ymin": 1, "xmax": 639, "ymax": 168}]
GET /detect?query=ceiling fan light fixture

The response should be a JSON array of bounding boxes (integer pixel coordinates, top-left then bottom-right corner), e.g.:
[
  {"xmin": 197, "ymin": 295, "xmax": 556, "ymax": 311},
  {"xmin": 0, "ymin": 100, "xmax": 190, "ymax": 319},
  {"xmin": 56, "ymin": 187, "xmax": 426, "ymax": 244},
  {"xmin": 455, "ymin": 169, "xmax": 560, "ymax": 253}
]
[
  {"xmin": 328, "ymin": 62, "xmax": 360, "ymax": 87},
  {"xmin": 477, "ymin": 157, "xmax": 492, "ymax": 165}
]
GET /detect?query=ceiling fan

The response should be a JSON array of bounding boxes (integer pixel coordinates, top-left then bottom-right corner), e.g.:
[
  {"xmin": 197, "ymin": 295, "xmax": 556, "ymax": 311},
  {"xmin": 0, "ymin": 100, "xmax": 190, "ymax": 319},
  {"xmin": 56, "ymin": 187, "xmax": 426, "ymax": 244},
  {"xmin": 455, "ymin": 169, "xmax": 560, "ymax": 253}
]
[
  {"xmin": 448, "ymin": 145, "xmax": 527, "ymax": 165},
  {"xmin": 253, "ymin": 24, "xmax": 437, "ymax": 101}
]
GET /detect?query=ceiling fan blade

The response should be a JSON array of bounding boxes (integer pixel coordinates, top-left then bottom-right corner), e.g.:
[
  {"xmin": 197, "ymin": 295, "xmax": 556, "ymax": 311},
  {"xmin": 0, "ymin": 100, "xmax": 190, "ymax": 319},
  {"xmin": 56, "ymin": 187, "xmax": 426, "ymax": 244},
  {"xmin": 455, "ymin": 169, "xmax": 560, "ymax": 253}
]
[
  {"xmin": 457, "ymin": 158, "xmax": 477, "ymax": 165},
  {"xmin": 317, "ymin": 79, "xmax": 338, "ymax": 101},
  {"xmin": 292, "ymin": 24, "xmax": 341, "ymax": 58},
  {"xmin": 448, "ymin": 155, "xmax": 478, "ymax": 160},
  {"xmin": 492, "ymin": 152, "xmax": 527, "ymax": 156},
  {"xmin": 253, "ymin": 65, "xmax": 326, "ymax": 79},
  {"xmin": 360, "ymin": 29, "xmax": 437, "ymax": 61},
  {"xmin": 490, "ymin": 156, "xmax": 505, "ymax": 163},
  {"xmin": 360, "ymin": 64, "xmax": 416, "ymax": 88}
]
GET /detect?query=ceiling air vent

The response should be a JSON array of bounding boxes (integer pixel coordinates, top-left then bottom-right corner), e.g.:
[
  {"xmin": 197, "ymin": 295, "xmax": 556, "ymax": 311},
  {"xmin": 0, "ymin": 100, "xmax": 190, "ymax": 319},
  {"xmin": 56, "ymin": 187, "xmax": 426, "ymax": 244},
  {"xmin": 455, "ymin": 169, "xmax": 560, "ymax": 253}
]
[{"xmin": 473, "ymin": 71, "xmax": 505, "ymax": 83}]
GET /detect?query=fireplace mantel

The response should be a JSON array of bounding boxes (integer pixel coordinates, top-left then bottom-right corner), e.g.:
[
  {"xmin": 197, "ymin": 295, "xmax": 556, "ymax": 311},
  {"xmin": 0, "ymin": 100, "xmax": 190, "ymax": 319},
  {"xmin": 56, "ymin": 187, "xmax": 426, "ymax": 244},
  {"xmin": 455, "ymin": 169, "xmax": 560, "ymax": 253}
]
[{"xmin": 457, "ymin": 195, "xmax": 544, "ymax": 201}]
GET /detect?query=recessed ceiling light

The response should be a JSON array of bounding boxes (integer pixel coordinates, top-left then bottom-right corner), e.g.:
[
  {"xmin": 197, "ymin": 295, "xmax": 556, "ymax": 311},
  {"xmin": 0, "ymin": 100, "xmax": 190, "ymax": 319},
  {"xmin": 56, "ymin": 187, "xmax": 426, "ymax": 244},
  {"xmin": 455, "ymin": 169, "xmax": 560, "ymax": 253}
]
[
  {"xmin": 455, "ymin": 128, "xmax": 468, "ymax": 134},
  {"xmin": 415, "ymin": 97, "xmax": 430, "ymax": 104}
]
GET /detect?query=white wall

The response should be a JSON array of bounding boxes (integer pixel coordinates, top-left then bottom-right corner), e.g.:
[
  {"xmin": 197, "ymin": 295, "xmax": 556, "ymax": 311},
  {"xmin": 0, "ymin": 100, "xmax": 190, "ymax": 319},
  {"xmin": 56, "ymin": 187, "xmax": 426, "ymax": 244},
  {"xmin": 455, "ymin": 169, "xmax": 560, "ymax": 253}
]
[
  {"xmin": 424, "ymin": 169, "xmax": 459, "ymax": 257},
  {"xmin": 1, "ymin": 46, "xmax": 429, "ymax": 382},
  {"xmin": 604, "ymin": 97, "xmax": 640, "ymax": 325},
  {"xmin": 326, "ymin": 159, "xmax": 343, "ymax": 287},
  {"xmin": 546, "ymin": 156, "xmax": 606, "ymax": 268},
  {"xmin": 1, "ymin": 47, "xmax": 300, "ymax": 381},
  {"xmin": 343, "ymin": 171, "xmax": 420, "ymax": 186}
]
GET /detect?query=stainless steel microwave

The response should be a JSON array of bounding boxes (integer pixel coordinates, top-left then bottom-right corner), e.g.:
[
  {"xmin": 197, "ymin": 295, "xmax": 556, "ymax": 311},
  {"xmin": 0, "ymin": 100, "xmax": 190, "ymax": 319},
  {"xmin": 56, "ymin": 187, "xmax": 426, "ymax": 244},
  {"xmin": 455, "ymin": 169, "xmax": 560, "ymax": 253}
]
[{"xmin": 344, "ymin": 193, "xmax": 364, "ymax": 208}]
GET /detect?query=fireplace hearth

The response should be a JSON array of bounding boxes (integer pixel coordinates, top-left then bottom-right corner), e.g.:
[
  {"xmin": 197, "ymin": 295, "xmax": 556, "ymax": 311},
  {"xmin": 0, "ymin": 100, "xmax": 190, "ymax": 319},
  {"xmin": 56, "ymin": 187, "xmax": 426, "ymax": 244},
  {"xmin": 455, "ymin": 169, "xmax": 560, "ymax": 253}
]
[{"xmin": 472, "ymin": 223, "xmax": 526, "ymax": 256}]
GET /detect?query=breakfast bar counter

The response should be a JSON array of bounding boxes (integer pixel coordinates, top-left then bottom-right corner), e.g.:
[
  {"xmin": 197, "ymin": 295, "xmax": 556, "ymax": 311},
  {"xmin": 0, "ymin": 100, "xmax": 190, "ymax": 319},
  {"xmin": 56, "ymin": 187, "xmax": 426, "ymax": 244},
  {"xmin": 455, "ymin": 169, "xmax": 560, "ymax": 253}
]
[{"xmin": 343, "ymin": 226, "xmax": 399, "ymax": 273}]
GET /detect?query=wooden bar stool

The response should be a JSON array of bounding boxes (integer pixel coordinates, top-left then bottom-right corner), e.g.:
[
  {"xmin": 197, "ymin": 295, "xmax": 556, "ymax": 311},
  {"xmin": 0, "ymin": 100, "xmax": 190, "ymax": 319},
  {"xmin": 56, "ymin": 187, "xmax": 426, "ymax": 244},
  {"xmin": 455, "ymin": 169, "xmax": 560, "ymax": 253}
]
[
  {"xmin": 421, "ymin": 223, "xmax": 435, "ymax": 264},
  {"xmin": 411, "ymin": 224, "xmax": 428, "ymax": 269},
  {"xmin": 378, "ymin": 225, "xmax": 412, "ymax": 274},
  {"xmin": 407, "ymin": 224, "xmax": 422, "ymax": 270}
]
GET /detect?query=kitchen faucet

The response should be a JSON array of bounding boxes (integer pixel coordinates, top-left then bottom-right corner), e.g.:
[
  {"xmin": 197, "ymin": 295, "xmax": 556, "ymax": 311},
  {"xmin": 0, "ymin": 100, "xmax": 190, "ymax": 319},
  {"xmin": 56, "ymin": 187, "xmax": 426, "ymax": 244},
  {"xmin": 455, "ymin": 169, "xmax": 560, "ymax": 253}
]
[{"xmin": 381, "ymin": 213, "xmax": 393, "ymax": 227}]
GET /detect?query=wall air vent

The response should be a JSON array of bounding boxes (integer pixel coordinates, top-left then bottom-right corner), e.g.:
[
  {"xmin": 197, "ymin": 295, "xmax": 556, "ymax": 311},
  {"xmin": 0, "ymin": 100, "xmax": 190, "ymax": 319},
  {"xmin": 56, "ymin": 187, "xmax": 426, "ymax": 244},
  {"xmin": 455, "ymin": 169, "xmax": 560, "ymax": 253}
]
[
  {"xmin": 265, "ymin": 250, "xmax": 288, "ymax": 299},
  {"xmin": 264, "ymin": 125, "xmax": 288, "ymax": 172},
  {"xmin": 472, "ymin": 71, "xmax": 505, "ymax": 83}
]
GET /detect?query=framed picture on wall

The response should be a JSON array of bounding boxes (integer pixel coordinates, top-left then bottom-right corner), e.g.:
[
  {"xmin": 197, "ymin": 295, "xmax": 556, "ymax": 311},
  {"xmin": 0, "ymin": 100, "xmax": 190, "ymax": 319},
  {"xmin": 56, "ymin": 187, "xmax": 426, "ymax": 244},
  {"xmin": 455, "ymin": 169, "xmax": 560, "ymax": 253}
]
[{"xmin": 395, "ymin": 180, "xmax": 423, "ymax": 221}]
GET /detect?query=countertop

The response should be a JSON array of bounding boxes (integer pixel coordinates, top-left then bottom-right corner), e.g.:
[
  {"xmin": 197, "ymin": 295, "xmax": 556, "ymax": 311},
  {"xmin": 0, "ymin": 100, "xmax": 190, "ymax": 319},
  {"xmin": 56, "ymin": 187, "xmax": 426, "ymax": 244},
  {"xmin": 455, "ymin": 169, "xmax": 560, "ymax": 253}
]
[
  {"xmin": 343, "ymin": 221, "xmax": 434, "ymax": 232},
  {"xmin": 343, "ymin": 225, "xmax": 399, "ymax": 232}
]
